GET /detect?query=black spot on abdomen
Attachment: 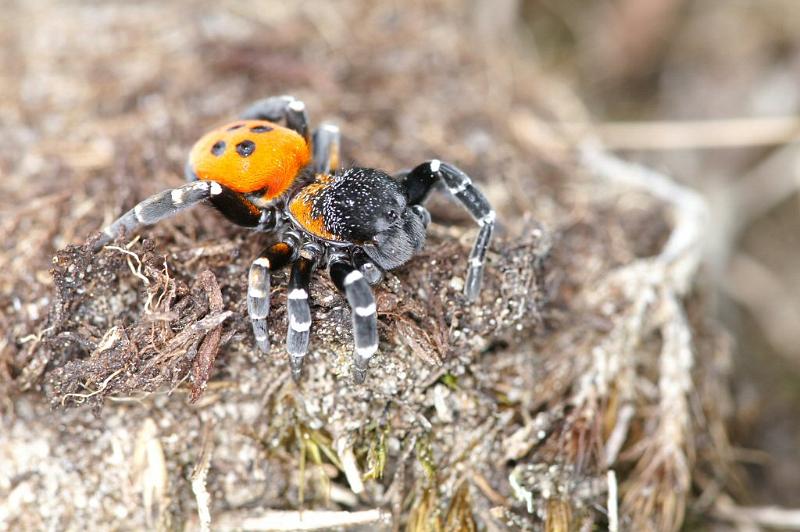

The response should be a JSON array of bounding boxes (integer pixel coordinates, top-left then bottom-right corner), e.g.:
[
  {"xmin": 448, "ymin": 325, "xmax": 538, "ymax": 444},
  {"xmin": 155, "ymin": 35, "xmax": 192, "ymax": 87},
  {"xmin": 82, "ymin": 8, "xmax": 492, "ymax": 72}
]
[
  {"xmin": 211, "ymin": 140, "xmax": 226, "ymax": 156},
  {"xmin": 236, "ymin": 139, "xmax": 256, "ymax": 157},
  {"xmin": 227, "ymin": 123, "xmax": 245, "ymax": 131},
  {"xmin": 251, "ymin": 125, "xmax": 273, "ymax": 133}
]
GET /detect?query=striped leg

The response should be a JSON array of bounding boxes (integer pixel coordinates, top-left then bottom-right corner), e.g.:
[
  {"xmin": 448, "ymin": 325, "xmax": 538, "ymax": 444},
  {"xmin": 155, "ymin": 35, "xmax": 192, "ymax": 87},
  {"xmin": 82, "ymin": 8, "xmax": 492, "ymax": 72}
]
[
  {"xmin": 312, "ymin": 122, "xmax": 341, "ymax": 175},
  {"xmin": 286, "ymin": 245, "xmax": 321, "ymax": 380},
  {"xmin": 93, "ymin": 180, "xmax": 224, "ymax": 250},
  {"xmin": 248, "ymin": 241, "xmax": 295, "ymax": 352},
  {"xmin": 240, "ymin": 95, "xmax": 310, "ymax": 144},
  {"xmin": 351, "ymin": 248, "xmax": 384, "ymax": 286},
  {"xmin": 329, "ymin": 259, "xmax": 378, "ymax": 384},
  {"xmin": 399, "ymin": 160, "xmax": 496, "ymax": 301}
]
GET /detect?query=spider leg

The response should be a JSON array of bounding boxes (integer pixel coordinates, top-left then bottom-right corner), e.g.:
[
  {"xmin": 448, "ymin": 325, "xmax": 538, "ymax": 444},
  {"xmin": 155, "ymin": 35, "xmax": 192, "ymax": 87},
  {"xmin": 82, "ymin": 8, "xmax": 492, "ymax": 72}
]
[
  {"xmin": 94, "ymin": 181, "xmax": 278, "ymax": 250},
  {"xmin": 400, "ymin": 160, "xmax": 496, "ymax": 301},
  {"xmin": 94, "ymin": 180, "xmax": 224, "ymax": 250},
  {"xmin": 329, "ymin": 258, "xmax": 378, "ymax": 384},
  {"xmin": 312, "ymin": 122, "xmax": 341, "ymax": 175},
  {"xmin": 240, "ymin": 95, "xmax": 309, "ymax": 144},
  {"xmin": 285, "ymin": 244, "xmax": 322, "ymax": 380},
  {"xmin": 248, "ymin": 240, "xmax": 297, "ymax": 352},
  {"xmin": 351, "ymin": 248, "xmax": 384, "ymax": 285}
]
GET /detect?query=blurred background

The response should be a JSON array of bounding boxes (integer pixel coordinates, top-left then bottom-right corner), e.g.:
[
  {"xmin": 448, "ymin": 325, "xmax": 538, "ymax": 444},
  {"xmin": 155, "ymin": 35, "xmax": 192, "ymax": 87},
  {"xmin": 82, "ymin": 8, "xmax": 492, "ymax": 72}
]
[
  {"xmin": 523, "ymin": 0, "xmax": 800, "ymax": 507},
  {"xmin": 1, "ymin": 0, "xmax": 799, "ymax": 528}
]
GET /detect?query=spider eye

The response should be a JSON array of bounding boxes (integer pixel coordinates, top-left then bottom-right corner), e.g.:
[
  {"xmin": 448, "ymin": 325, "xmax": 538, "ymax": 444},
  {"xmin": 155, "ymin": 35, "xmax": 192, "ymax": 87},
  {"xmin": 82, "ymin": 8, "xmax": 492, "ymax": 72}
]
[{"xmin": 386, "ymin": 210, "xmax": 398, "ymax": 220}]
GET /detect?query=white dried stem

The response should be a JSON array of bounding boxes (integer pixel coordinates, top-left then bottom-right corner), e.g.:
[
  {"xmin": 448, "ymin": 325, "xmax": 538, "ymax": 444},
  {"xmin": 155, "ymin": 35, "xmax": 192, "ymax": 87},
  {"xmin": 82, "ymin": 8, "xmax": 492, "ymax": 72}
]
[
  {"xmin": 580, "ymin": 142, "xmax": 707, "ymax": 295},
  {"xmin": 214, "ymin": 509, "xmax": 389, "ymax": 530},
  {"xmin": 191, "ymin": 424, "xmax": 214, "ymax": 532},
  {"xmin": 604, "ymin": 403, "xmax": 635, "ymax": 467},
  {"xmin": 607, "ymin": 470, "xmax": 619, "ymax": 532},
  {"xmin": 133, "ymin": 418, "xmax": 169, "ymax": 529},
  {"xmin": 570, "ymin": 142, "xmax": 707, "ymax": 411},
  {"xmin": 655, "ymin": 293, "xmax": 694, "ymax": 453},
  {"xmin": 335, "ymin": 437, "xmax": 364, "ymax": 495},
  {"xmin": 566, "ymin": 144, "xmax": 708, "ymax": 530},
  {"xmin": 560, "ymin": 116, "xmax": 800, "ymax": 150},
  {"xmin": 715, "ymin": 495, "xmax": 800, "ymax": 530}
]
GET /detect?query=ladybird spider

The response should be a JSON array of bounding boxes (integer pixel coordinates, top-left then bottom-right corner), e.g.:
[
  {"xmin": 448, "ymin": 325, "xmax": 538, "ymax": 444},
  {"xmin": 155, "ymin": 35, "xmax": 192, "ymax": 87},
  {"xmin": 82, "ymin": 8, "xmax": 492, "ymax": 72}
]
[{"xmin": 92, "ymin": 95, "xmax": 495, "ymax": 382}]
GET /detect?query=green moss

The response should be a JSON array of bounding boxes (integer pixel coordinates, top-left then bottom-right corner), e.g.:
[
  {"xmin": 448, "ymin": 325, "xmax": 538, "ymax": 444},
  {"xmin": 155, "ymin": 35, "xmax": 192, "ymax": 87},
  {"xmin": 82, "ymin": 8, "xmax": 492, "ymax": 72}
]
[
  {"xmin": 415, "ymin": 436, "xmax": 437, "ymax": 484},
  {"xmin": 363, "ymin": 426, "xmax": 388, "ymax": 481}
]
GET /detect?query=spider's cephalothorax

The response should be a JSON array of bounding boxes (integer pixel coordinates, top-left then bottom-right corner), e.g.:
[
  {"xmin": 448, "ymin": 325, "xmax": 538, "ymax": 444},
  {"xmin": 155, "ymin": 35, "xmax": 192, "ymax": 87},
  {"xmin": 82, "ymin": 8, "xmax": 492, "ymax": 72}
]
[{"xmin": 92, "ymin": 95, "xmax": 496, "ymax": 383}]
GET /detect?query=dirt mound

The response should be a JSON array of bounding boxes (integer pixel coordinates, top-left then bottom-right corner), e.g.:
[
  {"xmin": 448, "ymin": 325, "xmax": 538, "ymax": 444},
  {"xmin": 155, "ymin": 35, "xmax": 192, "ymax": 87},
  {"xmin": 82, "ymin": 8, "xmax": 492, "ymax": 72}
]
[{"xmin": 0, "ymin": 2, "xmax": 733, "ymax": 530}]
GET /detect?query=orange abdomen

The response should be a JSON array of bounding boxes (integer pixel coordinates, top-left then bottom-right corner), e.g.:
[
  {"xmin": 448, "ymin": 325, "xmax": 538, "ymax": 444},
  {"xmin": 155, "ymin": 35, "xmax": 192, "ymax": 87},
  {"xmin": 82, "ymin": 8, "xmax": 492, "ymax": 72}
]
[{"xmin": 187, "ymin": 120, "xmax": 311, "ymax": 201}]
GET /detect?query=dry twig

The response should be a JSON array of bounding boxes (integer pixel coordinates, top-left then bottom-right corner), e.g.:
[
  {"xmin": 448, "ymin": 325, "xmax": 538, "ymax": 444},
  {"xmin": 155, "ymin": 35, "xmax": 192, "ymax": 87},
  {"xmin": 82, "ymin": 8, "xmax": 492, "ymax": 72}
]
[{"xmin": 191, "ymin": 423, "xmax": 215, "ymax": 532}]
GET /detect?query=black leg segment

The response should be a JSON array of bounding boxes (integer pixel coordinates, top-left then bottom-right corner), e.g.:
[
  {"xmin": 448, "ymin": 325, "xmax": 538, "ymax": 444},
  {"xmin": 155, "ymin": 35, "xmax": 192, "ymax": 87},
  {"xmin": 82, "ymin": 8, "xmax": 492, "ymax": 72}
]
[
  {"xmin": 312, "ymin": 122, "xmax": 341, "ymax": 175},
  {"xmin": 329, "ymin": 258, "xmax": 378, "ymax": 384},
  {"xmin": 286, "ymin": 245, "xmax": 321, "ymax": 380},
  {"xmin": 209, "ymin": 186, "xmax": 278, "ymax": 230},
  {"xmin": 400, "ymin": 160, "xmax": 496, "ymax": 301},
  {"xmin": 240, "ymin": 95, "xmax": 310, "ymax": 144}
]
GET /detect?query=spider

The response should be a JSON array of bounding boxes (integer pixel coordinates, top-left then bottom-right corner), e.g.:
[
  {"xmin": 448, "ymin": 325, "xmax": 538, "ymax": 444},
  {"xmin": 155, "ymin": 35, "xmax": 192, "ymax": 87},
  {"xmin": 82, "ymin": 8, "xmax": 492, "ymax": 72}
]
[{"xmin": 91, "ymin": 95, "xmax": 495, "ymax": 382}]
